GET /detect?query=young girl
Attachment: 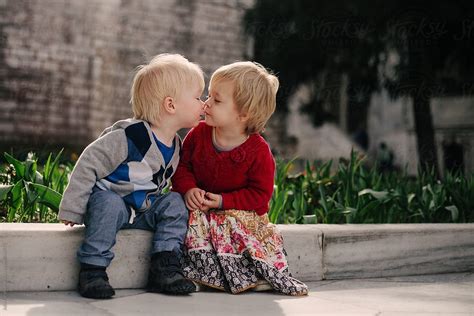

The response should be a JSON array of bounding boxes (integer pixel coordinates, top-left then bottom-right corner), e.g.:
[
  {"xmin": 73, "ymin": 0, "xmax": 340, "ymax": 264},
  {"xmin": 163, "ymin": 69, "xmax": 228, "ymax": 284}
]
[{"xmin": 172, "ymin": 61, "xmax": 308, "ymax": 296}]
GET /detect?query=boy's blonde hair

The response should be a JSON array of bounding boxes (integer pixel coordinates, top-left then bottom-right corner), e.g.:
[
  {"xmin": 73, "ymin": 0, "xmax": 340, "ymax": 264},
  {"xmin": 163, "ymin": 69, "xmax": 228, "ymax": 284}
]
[
  {"xmin": 131, "ymin": 53, "xmax": 205, "ymax": 124},
  {"xmin": 210, "ymin": 61, "xmax": 279, "ymax": 134}
]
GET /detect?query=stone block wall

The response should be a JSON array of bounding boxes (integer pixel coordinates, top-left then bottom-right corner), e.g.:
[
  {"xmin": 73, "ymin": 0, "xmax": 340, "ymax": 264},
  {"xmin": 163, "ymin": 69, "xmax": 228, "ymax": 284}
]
[{"xmin": 0, "ymin": 0, "xmax": 254, "ymax": 148}]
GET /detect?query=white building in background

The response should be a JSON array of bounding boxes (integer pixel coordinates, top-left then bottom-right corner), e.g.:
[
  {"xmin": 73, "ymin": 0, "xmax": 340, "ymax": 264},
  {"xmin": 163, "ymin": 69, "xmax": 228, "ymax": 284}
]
[
  {"xmin": 368, "ymin": 91, "xmax": 474, "ymax": 175},
  {"xmin": 278, "ymin": 81, "xmax": 473, "ymax": 175},
  {"xmin": 283, "ymin": 83, "xmax": 363, "ymax": 162}
]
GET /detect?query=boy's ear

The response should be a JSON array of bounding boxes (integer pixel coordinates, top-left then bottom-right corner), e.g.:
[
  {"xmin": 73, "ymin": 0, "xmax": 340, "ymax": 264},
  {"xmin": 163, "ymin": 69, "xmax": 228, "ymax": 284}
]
[{"xmin": 162, "ymin": 96, "xmax": 176, "ymax": 114}]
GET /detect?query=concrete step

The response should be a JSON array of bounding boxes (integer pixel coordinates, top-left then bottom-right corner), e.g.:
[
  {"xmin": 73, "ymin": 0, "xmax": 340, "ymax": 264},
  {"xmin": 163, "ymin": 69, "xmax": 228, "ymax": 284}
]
[{"xmin": 1, "ymin": 223, "xmax": 473, "ymax": 292}]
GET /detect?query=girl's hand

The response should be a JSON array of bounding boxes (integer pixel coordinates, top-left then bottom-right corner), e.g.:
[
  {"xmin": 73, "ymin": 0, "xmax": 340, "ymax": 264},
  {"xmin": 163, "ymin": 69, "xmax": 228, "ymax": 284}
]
[
  {"xmin": 184, "ymin": 188, "xmax": 206, "ymax": 210},
  {"xmin": 61, "ymin": 220, "xmax": 78, "ymax": 227},
  {"xmin": 202, "ymin": 192, "xmax": 222, "ymax": 210}
]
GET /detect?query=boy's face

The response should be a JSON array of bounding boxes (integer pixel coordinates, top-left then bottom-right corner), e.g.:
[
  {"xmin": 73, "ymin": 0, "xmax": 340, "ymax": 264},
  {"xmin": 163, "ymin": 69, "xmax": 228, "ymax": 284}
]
[
  {"xmin": 204, "ymin": 80, "xmax": 242, "ymax": 128},
  {"xmin": 174, "ymin": 83, "xmax": 205, "ymax": 128}
]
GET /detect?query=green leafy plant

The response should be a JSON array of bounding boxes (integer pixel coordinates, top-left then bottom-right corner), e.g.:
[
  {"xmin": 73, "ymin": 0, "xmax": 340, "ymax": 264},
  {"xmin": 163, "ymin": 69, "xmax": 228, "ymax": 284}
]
[
  {"xmin": 269, "ymin": 158, "xmax": 294, "ymax": 223},
  {"xmin": 0, "ymin": 150, "xmax": 70, "ymax": 222},
  {"xmin": 1, "ymin": 150, "xmax": 472, "ymax": 224},
  {"xmin": 269, "ymin": 150, "xmax": 474, "ymax": 224}
]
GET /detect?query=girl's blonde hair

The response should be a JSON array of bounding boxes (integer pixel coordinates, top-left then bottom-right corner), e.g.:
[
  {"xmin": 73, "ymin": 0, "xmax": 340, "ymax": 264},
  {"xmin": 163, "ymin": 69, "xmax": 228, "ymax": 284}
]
[
  {"xmin": 131, "ymin": 53, "xmax": 204, "ymax": 124},
  {"xmin": 210, "ymin": 61, "xmax": 279, "ymax": 134}
]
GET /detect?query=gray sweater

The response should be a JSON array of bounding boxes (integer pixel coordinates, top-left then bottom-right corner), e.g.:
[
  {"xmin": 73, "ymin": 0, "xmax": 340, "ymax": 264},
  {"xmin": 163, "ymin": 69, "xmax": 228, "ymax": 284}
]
[{"xmin": 58, "ymin": 119, "xmax": 181, "ymax": 224}]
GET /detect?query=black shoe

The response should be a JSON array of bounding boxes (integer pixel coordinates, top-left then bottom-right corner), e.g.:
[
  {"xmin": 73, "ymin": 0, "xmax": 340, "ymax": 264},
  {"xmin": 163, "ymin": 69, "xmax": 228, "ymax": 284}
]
[
  {"xmin": 78, "ymin": 267, "xmax": 115, "ymax": 299},
  {"xmin": 147, "ymin": 251, "xmax": 196, "ymax": 295}
]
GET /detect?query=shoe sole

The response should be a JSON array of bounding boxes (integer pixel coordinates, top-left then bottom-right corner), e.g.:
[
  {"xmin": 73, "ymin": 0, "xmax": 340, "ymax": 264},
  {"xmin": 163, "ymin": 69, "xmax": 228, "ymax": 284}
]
[
  {"xmin": 79, "ymin": 287, "xmax": 115, "ymax": 299},
  {"xmin": 78, "ymin": 281, "xmax": 115, "ymax": 299},
  {"xmin": 147, "ymin": 279, "xmax": 196, "ymax": 295}
]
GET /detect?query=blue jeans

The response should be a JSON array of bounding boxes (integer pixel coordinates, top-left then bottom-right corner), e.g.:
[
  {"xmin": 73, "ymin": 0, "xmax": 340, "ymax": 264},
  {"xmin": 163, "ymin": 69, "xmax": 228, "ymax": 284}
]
[{"xmin": 77, "ymin": 188, "xmax": 188, "ymax": 267}]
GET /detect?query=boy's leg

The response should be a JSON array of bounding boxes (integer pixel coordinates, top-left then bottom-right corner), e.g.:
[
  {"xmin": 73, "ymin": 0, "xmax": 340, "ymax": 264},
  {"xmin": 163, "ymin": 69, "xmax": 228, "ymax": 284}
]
[
  {"xmin": 133, "ymin": 192, "xmax": 195, "ymax": 294},
  {"xmin": 77, "ymin": 189, "xmax": 130, "ymax": 299},
  {"xmin": 78, "ymin": 189, "xmax": 130, "ymax": 266}
]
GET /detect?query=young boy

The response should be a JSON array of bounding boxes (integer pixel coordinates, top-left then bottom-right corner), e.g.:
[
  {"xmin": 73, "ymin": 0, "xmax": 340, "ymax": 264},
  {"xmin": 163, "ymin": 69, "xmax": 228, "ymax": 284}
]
[{"xmin": 58, "ymin": 53, "xmax": 205, "ymax": 299}]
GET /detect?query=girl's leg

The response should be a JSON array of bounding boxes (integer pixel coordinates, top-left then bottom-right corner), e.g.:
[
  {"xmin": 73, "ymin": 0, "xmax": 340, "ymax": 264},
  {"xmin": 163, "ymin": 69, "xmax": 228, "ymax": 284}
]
[
  {"xmin": 183, "ymin": 209, "xmax": 227, "ymax": 291},
  {"xmin": 209, "ymin": 211, "xmax": 308, "ymax": 296}
]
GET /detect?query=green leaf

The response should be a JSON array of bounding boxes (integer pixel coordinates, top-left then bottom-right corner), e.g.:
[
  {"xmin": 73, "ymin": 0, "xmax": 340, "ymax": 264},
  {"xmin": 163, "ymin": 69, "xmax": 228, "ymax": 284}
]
[
  {"xmin": 319, "ymin": 160, "xmax": 332, "ymax": 178},
  {"xmin": 429, "ymin": 200, "xmax": 435, "ymax": 210},
  {"xmin": 269, "ymin": 192, "xmax": 288, "ymax": 223},
  {"xmin": 43, "ymin": 152, "xmax": 53, "ymax": 179},
  {"xmin": 46, "ymin": 149, "xmax": 64, "ymax": 184},
  {"xmin": 35, "ymin": 171, "xmax": 44, "ymax": 184},
  {"xmin": 27, "ymin": 182, "xmax": 62, "ymax": 212},
  {"xmin": 24, "ymin": 152, "xmax": 38, "ymax": 182},
  {"xmin": 4, "ymin": 152, "xmax": 26, "ymax": 178},
  {"xmin": 10, "ymin": 181, "xmax": 23, "ymax": 210},
  {"xmin": 303, "ymin": 215, "xmax": 316, "ymax": 224},
  {"xmin": 358, "ymin": 189, "xmax": 389, "ymax": 200},
  {"xmin": 318, "ymin": 185, "xmax": 329, "ymax": 214},
  {"xmin": 24, "ymin": 180, "xmax": 39, "ymax": 204},
  {"xmin": 7, "ymin": 181, "xmax": 23, "ymax": 221},
  {"xmin": 342, "ymin": 207, "xmax": 357, "ymax": 214},
  {"xmin": 445, "ymin": 205, "xmax": 459, "ymax": 222},
  {"xmin": 0, "ymin": 184, "xmax": 13, "ymax": 201},
  {"xmin": 358, "ymin": 200, "xmax": 381, "ymax": 217},
  {"xmin": 316, "ymin": 178, "xmax": 332, "ymax": 186}
]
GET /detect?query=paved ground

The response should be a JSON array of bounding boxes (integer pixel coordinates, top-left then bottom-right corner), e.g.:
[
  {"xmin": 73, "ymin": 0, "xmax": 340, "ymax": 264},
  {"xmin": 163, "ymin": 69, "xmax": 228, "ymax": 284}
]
[{"xmin": 2, "ymin": 272, "xmax": 473, "ymax": 316}]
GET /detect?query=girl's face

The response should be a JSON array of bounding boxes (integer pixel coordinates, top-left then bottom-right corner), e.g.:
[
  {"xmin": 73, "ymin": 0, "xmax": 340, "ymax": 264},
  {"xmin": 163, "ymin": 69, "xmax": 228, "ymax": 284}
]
[{"xmin": 204, "ymin": 80, "xmax": 242, "ymax": 128}]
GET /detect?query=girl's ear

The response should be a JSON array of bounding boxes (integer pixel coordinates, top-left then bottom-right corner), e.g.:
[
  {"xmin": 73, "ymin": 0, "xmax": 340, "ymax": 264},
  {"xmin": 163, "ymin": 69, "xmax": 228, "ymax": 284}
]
[
  {"xmin": 162, "ymin": 96, "xmax": 176, "ymax": 114},
  {"xmin": 238, "ymin": 112, "xmax": 249, "ymax": 122}
]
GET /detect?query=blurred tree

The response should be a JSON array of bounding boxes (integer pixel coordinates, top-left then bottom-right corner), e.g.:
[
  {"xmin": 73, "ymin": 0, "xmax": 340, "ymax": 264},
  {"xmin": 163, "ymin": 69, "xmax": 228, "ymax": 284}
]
[{"xmin": 244, "ymin": 0, "xmax": 474, "ymax": 175}]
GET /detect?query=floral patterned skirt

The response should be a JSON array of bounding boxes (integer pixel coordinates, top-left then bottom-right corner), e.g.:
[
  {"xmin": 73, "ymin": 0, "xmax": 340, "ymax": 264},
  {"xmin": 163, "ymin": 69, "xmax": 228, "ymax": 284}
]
[{"xmin": 183, "ymin": 209, "xmax": 308, "ymax": 296}]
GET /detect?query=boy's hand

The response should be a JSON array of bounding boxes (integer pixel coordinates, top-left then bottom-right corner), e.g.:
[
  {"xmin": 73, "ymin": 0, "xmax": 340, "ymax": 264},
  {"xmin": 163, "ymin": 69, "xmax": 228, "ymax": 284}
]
[
  {"xmin": 202, "ymin": 192, "xmax": 222, "ymax": 210},
  {"xmin": 184, "ymin": 188, "xmax": 206, "ymax": 211},
  {"xmin": 61, "ymin": 220, "xmax": 78, "ymax": 227}
]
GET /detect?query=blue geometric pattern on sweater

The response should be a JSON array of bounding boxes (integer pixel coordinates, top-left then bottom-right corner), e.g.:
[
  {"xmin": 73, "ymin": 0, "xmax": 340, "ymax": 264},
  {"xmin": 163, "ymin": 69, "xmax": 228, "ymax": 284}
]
[
  {"xmin": 153, "ymin": 134, "xmax": 175, "ymax": 165},
  {"xmin": 125, "ymin": 123, "xmax": 151, "ymax": 162},
  {"xmin": 105, "ymin": 163, "xmax": 129, "ymax": 183},
  {"xmin": 123, "ymin": 190, "xmax": 147, "ymax": 211}
]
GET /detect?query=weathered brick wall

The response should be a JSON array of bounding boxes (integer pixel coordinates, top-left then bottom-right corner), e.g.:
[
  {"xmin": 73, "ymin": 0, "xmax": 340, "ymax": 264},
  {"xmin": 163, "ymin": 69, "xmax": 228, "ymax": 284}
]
[{"xmin": 0, "ymin": 0, "xmax": 254, "ymax": 149}]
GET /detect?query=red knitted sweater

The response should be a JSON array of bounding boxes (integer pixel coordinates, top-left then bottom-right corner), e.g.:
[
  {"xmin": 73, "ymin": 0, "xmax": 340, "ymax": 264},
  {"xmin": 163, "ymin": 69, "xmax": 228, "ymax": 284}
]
[{"xmin": 172, "ymin": 122, "xmax": 275, "ymax": 215}]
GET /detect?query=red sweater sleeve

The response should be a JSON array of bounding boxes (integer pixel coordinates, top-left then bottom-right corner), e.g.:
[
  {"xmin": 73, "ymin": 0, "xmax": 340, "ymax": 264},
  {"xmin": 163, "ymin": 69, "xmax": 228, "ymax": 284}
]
[
  {"xmin": 221, "ymin": 143, "xmax": 275, "ymax": 215},
  {"xmin": 171, "ymin": 127, "xmax": 198, "ymax": 195}
]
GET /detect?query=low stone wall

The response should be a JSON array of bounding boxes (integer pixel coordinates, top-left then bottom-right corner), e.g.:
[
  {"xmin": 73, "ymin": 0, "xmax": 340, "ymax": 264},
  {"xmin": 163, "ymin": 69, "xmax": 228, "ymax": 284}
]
[{"xmin": 1, "ymin": 223, "xmax": 473, "ymax": 292}]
